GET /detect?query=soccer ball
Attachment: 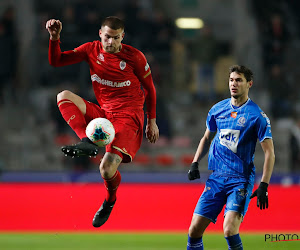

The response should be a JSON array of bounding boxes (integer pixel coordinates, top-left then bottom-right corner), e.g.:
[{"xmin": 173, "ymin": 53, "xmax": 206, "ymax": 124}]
[{"xmin": 85, "ymin": 118, "xmax": 115, "ymax": 147}]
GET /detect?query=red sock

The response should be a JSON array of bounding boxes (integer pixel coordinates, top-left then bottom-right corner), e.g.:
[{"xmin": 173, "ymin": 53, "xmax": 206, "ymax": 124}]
[
  {"xmin": 103, "ymin": 170, "xmax": 121, "ymax": 203},
  {"xmin": 57, "ymin": 99, "xmax": 87, "ymax": 139}
]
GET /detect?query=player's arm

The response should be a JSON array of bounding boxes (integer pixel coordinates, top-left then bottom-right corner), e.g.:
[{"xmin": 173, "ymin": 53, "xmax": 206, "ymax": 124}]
[
  {"xmin": 134, "ymin": 51, "xmax": 159, "ymax": 144},
  {"xmin": 260, "ymin": 138, "xmax": 275, "ymax": 184},
  {"xmin": 193, "ymin": 128, "xmax": 215, "ymax": 163},
  {"xmin": 188, "ymin": 128, "xmax": 216, "ymax": 180},
  {"xmin": 46, "ymin": 19, "xmax": 86, "ymax": 67},
  {"xmin": 250, "ymin": 138, "xmax": 275, "ymax": 209},
  {"xmin": 142, "ymin": 75, "xmax": 159, "ymax": 144}
]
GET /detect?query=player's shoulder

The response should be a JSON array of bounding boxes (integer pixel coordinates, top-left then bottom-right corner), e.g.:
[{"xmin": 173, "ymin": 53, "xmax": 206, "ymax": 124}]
[
  {"xmin": 247, "ymin": 99, "xmax": 265, "ymax": 115},
  {"xmin": 122, "ymin": 44, "xmax": 146, "ymax": 60},
  {"xmin": 247, "ymin": 99, "xmax": 271, "ymax": 122},
  {"xmin": 211, "ymin": 98, "xmax": 231, "ymax": 110},
  {"xmin": 122, "ymin": 43, "xmax": 141, "ymax": 53},
  {"xmin": 207, "ymin": 99, "xmax": 231, "ymax": 117},
  {"xmin": 216, "ymin": 98, "xmax": 231, "ymax": 106},
  {"xmin": 76, "ymin": 40, "xmax": 100, "ymax": 51},
  {"xmin": 89, "ymin": 40, "xmax": 101, "ymax": 48}
]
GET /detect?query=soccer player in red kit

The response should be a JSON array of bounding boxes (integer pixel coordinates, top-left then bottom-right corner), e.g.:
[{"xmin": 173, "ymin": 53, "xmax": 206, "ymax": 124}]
[{"xmin": 46, "ymin": 16, "xmax": 159, "ymax": 227}]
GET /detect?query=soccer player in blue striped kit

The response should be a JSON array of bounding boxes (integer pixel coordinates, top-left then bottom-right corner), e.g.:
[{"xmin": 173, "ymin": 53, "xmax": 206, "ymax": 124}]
[{"xmin": 187, "ymin": 65, "xmax": 275, "ymax": 250}]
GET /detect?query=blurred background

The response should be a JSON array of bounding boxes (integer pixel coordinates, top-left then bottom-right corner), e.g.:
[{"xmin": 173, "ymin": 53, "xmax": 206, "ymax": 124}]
[{"xmin": 0, "ymin": 0, "xmax": 300, "ymax": 184}]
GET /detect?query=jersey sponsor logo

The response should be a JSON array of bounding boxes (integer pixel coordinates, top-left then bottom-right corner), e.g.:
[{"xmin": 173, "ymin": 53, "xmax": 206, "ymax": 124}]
[
  {"xmin": 237, "ymin": 116, "xmax": 246, "ymax": 127},
  {"xmin": 231, "ymin": 112, "xmax": 237, "ymax": 118},
  {"xmin": 145, "ymin": 62, "xmax": 149, "ymax": 71},
  {"xmin": 91, "ymin": 74, "xmax": 131, "ymax": 87},
  {"xmin": 120, "ymin": 60, "xmax": 126, "ymax": 70},
  {"xmin": 219, "ymin": 129, "xmax": 240, "ymax": 153}
]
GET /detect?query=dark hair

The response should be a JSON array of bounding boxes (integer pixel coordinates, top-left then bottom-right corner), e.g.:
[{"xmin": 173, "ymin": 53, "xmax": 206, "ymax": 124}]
[
  {"xmin": 101, "ymin": 16, "xmax": 125, "ymax": 30},
  {"xmin": 229, "ymin": 65, "xmax": 253, "ymax": 82}
]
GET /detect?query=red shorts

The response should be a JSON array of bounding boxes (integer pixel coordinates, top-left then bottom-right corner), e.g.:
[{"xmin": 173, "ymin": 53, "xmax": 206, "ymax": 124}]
[{"xmin": 83, "ymin": 100, "xmax": 144, "ymax": 163}]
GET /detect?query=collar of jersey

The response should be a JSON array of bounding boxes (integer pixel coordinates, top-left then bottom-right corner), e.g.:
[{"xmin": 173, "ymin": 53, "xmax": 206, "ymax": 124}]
[{"xmin": 230, "ymin": 98, "xmax": 250, "ymax": 110}]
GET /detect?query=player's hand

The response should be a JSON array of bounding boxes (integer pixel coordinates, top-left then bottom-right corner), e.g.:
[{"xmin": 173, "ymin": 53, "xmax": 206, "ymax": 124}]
[
  {"xmin": 145, "ymin": 118, "xmax": 159, "ymax": 143},
  {"xmin": 250, "ymin": 182, "xmax": 269, "ymax": 209},
  {"xmin": 188, "ymin": 162, "xmax": 200, "ymax": 180},
  {"xmin": 46, "ymin": 19, "xmax": 62, "ymax": 41}
]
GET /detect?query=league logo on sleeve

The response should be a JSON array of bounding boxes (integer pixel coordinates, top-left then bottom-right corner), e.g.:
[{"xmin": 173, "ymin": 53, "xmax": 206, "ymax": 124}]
[{"xmin": 261, "ymin": 112, "xmax": 271, "ymax": 126}]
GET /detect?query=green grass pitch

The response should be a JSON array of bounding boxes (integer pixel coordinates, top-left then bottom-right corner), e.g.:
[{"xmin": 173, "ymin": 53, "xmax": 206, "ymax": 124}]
[{"xmin": 0, "ymin": 233, "xmax": 299, "ymax": 250}]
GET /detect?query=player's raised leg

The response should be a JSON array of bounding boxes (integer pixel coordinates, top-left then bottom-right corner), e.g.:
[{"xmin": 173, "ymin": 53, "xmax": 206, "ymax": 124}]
[
  {"xmin": 57, "ymin": 90, "xmax": 98, "ymax": 157},
  {"xmin": 187, "ymin": 214, "xmax": 211, "ymax": 250},
  {"xmin": 223, "ymin": 211, "xmax": 243, "ymax": 250},
  {"xmin": 92, "ymin": 152, "xmax": 122, "ymax": 227}
]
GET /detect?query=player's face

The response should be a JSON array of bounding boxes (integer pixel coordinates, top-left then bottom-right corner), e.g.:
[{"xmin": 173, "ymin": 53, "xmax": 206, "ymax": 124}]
[
  {"xmin": 229, "ymin": 72, "xmax": 252, "ymax": 99},
  {"xmin": 99, "ymin": 26, "xmax": 124, "ymax": 53}
]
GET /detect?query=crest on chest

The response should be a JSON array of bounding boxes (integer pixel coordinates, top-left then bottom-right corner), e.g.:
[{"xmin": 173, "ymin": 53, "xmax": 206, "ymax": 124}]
[{"xmin": 119, "ymin": 60, "xmax": 126, "ymax": 70}]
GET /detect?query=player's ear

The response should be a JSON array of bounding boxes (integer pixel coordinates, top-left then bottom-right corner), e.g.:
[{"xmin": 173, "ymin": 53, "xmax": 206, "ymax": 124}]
[
  {"xmin": 99, "ymin": 29, "xmax": 102, "ymax": 38},
  {"xmin": 121, "ymin": 31, "xmax": 125, "ymax": 40},
  {"xmin": 248, "ymin": 80, "xmax": 253, "ymax": 88}
]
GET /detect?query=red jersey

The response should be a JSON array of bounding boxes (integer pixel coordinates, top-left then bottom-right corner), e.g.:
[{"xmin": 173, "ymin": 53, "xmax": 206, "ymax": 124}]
[{"xmin": 49, "ymin": 40, "xmax": 156, "ymax": 119}]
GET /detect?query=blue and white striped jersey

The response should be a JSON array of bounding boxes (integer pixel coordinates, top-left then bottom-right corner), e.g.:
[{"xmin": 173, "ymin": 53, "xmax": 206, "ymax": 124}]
[{"xmin": 206, "ymin": 98, "xmax": 272, "ymax": 179}]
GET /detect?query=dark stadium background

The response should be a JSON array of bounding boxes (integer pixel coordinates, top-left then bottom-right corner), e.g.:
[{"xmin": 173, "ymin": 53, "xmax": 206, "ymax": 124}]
[{"xmin": 0, "ymin": 0, "xmax": 299, "ymax": 244}]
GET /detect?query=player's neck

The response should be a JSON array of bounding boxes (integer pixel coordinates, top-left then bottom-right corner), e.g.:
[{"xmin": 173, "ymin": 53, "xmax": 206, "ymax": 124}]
[
  {"xmin": 231, "ymin": 95, "xmax": 249, "ymax": 107},
  {"xmin": 103, "ymin": 44, "xmax": 122, "ymax": 53},
  {"xmin": 116, "ymin": 44, "xmax": 122, "ymax": 53}
]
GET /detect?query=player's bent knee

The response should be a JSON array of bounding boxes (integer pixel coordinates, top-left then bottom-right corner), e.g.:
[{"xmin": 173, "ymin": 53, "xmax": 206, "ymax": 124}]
[
  {"xmin": 57, "ymin": 90, "xmax": 74, "ymax": 102},
  {"xmin": 57, "ymin": 90, "xmax": 86, "ymax": 114},
  {"xmin": 99, "ymin": 160, "xmax": 119, "ymax": 179},
  {"xmin": 188, "ymin": 224, "xmax": 203, "ymax": 238},
  {"xmin": 223, "ymin": 227, "xmax": 239, "ymax": 237},
  {"xmin": 99, "ymin": 163, "xmax": 111, "ymax": 179}
]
